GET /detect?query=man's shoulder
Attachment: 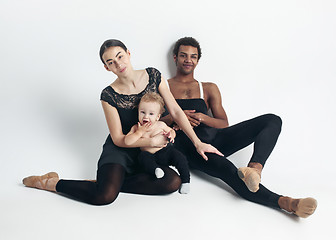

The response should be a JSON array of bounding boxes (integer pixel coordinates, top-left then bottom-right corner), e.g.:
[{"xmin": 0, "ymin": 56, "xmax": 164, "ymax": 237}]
[
  {"xmin": 167, "ymin": 77, "xmax": 174, "ymax": 83},
  {"xmin": 201, "ymin": 82, "xmax": 221, "ymax": 102},
  {"xmin": 202, "ymin": 82, "xmax": 219, "ymax": 91}
]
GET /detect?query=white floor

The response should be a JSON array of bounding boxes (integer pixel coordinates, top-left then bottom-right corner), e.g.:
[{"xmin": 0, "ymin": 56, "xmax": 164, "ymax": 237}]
[
  {"xmin": 1, "ymin": 136, "xmax": 333, "ymax": 240},
  {"xmin": 2, "ymin": 82, "xmax": 332, "ymax": 240},
  {"xmin": 1, "ymin": 86, "xmax": 334, "ymax": 240}
]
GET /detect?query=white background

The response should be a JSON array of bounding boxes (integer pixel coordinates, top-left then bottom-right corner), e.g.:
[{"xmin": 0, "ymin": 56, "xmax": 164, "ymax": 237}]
[{"xmin": 1, "ymin": 0, "xmax": 335, "ymax": 239}]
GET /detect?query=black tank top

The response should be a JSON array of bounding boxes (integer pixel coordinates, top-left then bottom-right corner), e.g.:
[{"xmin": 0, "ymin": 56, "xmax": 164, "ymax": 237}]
[{"xmin": 174, "ymin": 98, "xmax": 218, "ymax": 143}]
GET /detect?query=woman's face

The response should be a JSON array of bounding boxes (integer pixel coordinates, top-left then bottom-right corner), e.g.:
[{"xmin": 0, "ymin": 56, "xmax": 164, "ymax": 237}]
[{"xmin": 102, "ymin": 46, "xmax": 131, "ymax": 76}]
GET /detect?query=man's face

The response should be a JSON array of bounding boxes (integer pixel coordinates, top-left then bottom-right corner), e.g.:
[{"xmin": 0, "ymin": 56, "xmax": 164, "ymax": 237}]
[{"xmin": 174, "ymin": 45, "xmax": 199, "ymax": 75}]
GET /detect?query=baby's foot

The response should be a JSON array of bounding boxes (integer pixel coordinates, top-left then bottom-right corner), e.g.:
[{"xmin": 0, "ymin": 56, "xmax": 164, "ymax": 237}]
[
  {"xmin": 155, "ymin": 168, "xmax": 164, "ymax": 178},
  {"xmin": 179, "ymin": 183, "xmax": 190, "ymax": 194}
]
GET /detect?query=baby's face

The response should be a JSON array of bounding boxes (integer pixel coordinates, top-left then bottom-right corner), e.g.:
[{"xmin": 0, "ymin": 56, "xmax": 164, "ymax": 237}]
[{"xmin": 138, "ymin": 101, "xmax": 161, "ymax": 125}]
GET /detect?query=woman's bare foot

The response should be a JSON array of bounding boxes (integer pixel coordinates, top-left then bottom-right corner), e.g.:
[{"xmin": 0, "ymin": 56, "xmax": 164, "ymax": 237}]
[
  {"xmin": 22, "ymin": 172, "xmax": 59, "ymax": 192},
  {"xmin": 237, "ymin": 162, "xmax": 263, "ymax": 192},
  {"xmin": 278, "ymin": 196, "xmax": 317, "ymax": 218}
]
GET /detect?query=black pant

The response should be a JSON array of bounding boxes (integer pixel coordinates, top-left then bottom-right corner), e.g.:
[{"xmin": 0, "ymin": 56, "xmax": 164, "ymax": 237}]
[
  {"xmin": 56, "ymin": 164, "xmax": 181, "ymax": 205},
  {"xmin": 138, "ymin": 145, "xmax": 190, "ymax": 183},
  {"xmin": 174, "ymin": 114, "xmax": 282, "ymax": 208},
  {"xmin": 211, "ymin": 114, "xmax": 282, "ymax": 166}
]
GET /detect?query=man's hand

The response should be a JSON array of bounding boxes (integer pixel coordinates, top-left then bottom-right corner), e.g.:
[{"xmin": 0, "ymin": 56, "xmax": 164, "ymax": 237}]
[
  {"xmin": 187, "ymin": 111, "xmax": 207, "ymax": 123},
  {"xmin": 183, "ymin": 110, "xmax": 202, "ymax": 127},
  {"xmin": 173, "ymin": 110, "xmax": 207, "ymax": 131}
]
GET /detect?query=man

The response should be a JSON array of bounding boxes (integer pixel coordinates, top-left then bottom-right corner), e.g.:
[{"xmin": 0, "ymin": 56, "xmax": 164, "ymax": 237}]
[
  {"xmin": 160, "ymin": 37, "xmax": 317, "ymax": 217},
  {"xmin": 163, "ymin": 38, "xmax": 229, "ymax": 129},
  {"xmin": 162, "ymin": 37, "xmax": 269, "ymax": 192}
]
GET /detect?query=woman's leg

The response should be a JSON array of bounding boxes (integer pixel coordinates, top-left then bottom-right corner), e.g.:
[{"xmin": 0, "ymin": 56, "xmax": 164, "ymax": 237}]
[
  {"xmin": 55, "ymin": 163, "xmax": 125, "ymax": 205},
  {"xmin": 56, "ymin": 165, "xmax": 181, "ymax": 202},
  {"xmin": 23, "ymin": 163, "xmax": 180, "ymax": 205},
  {"xmin": 23, "ymin": 172, "xmax": 59, "ymax": 192}
]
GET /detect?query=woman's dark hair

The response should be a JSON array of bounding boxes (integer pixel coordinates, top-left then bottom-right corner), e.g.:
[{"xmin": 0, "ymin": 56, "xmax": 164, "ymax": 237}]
[
  {"xmin": 172, "ymin": 37, "xmax": 202, "ymax": 60},
  {"xmin": 99, "ymin": 39, "xmax": 127, "ymax": 64}
]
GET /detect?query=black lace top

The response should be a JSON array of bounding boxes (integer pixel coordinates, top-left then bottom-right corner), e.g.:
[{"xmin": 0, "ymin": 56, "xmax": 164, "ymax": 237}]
[{"xmin": 100, "ymin": 67, "xmax": 161, "ymax": 134}]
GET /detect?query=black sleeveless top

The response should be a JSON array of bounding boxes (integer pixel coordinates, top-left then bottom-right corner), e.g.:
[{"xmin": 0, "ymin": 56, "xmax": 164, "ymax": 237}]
[
  {"xmin": 100, "ymin": 67, "xmax": 161, "ymax": 134},
  {"xmin": 162, "ymin": 96, "xmax": 218, "ymax": 145},
  {"xmin": 174, "ymin": 98, "xmax": 218, "ymax": 144},
  {"xmin": 98, "ymin": 67, "xmax": 162, "ymax": 172}
]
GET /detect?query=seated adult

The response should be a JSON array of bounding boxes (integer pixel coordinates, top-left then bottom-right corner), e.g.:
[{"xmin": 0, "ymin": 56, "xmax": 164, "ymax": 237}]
[
  {"xmin": 161, "ymin": 37, "xmax": 317, "ymax": 218},
  {"xmin": 22, "ymin": 39, "xmax": 222, "ymax": 205}
]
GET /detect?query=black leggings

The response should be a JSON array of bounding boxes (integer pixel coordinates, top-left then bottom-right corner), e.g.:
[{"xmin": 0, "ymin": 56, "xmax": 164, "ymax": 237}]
[
  {"xmin": 55, "ymin": 163, "xmax": 181, "ymax": 206},
  {"xmin": 212, "ymin": 114, "xmax": 282, "ymax": 166},
  {"xmin": 175, "ymin": 114, "xmax": 283, "ymax": 208},
  {"xmin": 138, "ymin": 146, "xmax": 190, "ymax": 183}
]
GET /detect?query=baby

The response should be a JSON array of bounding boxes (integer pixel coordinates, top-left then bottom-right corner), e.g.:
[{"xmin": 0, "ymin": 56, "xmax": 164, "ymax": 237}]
[{"xmin": 125, "ymin": 92, "xmax": 190, "ymax": 194}]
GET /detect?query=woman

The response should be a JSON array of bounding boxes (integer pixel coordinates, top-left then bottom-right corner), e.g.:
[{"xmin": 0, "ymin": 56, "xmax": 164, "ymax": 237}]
[
  {"xmin": 22, "ymin": 39, "xmax": 222, "ymax": 205},
  {"xmin": 160, "ymin": 36, "xmax": 317, "ymax": 218}
]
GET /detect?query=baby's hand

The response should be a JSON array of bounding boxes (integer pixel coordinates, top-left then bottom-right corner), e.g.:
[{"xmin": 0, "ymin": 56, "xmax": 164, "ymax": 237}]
[
  {"xmin": 137, "ymin": 121, "xmax": 152, "ymax": 134},
  {"xmin": 163, "ymin": 129, "xmax": 175, "ymax": 143}
]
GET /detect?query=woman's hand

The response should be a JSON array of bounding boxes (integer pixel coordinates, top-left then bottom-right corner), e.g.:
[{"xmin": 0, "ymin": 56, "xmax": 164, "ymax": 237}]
[
  {"xmin": 150, "ymin": 133, "xmax": 169, "ymax": 148},
  {"xmin": 195, "ymin": 142, "xmax": 224, "ymax": 161},
  {"xmin": 163, "ymin": 129, "xmax": 176, "ymax": 143}
]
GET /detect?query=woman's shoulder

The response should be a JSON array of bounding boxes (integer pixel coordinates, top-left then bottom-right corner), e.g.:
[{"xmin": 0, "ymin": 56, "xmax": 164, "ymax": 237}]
[
  {"xmin": 101, "ymin": 85, "xmax": 112, "ymax": 94},
  {"xmin": 100, "ymin": 85, "xmax": 116, "ymax": 106},
  {"xmin": 145, "ymin": 67, "xmax": 162, "ymax": 87},
  {"xmin": 145, "ymin": 67, "xmax": 161, "ymax": 77}
]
